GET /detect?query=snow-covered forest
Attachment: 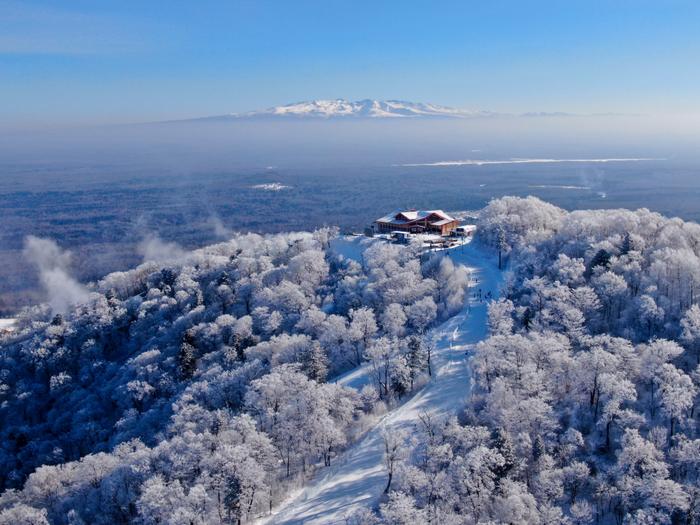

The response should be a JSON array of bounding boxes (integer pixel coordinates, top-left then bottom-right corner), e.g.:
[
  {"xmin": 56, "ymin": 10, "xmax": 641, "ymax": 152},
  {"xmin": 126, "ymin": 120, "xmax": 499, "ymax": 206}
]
[
  {"xmin": 377, "ymin": 197, "xmax": 700, "ymax": 525},
  {"xmin": 2, "ymin": 196, "xmax": 700, "ymax": 525},
  {"xmin": 0, "ymin": 229, "xmax": 468, "ymax": 524}
]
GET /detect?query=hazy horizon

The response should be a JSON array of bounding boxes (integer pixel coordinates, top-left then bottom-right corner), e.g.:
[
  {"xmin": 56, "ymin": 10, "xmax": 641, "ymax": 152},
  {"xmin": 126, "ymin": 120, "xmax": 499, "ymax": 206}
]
[{"xmin": 2, "ymin": 113, "xmax": 700, "ymax": 170}]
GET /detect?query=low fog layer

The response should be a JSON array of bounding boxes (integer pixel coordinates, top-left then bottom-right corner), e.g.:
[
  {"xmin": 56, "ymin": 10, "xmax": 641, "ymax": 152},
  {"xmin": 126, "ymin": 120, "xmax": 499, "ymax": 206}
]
[{"xmin": 2, "ymin": 114, "xmax": 699, "ymax": 169}]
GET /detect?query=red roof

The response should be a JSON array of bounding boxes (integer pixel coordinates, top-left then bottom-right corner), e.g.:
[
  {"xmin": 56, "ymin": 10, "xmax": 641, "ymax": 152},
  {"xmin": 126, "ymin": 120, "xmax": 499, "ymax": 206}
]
[{"xmin": 376, "ymin": 209, "xmax": 457, "ymax": 226}]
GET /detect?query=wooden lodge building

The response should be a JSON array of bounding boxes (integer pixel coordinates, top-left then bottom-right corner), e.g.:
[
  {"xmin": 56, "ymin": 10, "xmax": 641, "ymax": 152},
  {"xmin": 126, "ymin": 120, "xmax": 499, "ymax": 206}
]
[{"xmin": 374, "ymin": 209, "xmax": 460, "ymax": 236}]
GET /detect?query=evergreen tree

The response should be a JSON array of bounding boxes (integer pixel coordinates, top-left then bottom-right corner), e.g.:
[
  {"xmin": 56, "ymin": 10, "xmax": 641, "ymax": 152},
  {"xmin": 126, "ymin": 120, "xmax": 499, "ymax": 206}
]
[
  {"xmin": 178, "ymin": 342, "xmax": 197, "ymax": 380},
  {"xmin": 532, "ymin": 435, "xmax": 545, "ymax": 462},
  {"xmin": 620, "ymin": 232, "xmax": 632, "ymax": 255},
  {"xmin": 405, "ymin": 336, "xmax": 427, "ymax": 391},
  {"xmin": 584, "ymin": 249, "xmax": 611, "ymax": 279},
  {"xmin": 302, "ymin": 342, "xmax": 328, "ymax": 382},
  {"xmin": 217, "ymin": 271, "xmax": 230, "ymax": 286},
  {"xmin": 160, "ymin": 267, "xmax": 177, "ymax": 288},
  {"xmin": 496, "ymin": 225, "xmax": 507, "ymax": 270},
  {"xmin": 224, "ymin": 476, "xmax": 242, "ymax": 525},
  {"xmin": 491, "ymin": 428, "xmax": 516, "ymax": 484}
]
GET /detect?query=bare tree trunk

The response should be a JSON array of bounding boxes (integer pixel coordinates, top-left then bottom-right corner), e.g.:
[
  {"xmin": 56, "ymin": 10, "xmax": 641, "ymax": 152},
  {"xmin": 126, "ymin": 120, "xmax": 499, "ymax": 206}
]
[{"xmin": 384, "ymin": 470, "xmax": 393, "ymax": 494}]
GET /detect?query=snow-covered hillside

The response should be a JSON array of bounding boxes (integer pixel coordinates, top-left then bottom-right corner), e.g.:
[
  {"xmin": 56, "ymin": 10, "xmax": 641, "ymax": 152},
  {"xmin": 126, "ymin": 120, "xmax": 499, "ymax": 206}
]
[
  {"xmin": 205, "ymin": 99, "xmax": 494, "ymax": 120},
  {"xmin": 258, "ymin": 240, "xmax": 501, "ymax": 524},
  {"xmin": 0, "ymin": 229, "xmax": 474, "ymax": 524},
  {"xmin": 5, "ymin": 199, "xmax": 700, "ymax": 525}
]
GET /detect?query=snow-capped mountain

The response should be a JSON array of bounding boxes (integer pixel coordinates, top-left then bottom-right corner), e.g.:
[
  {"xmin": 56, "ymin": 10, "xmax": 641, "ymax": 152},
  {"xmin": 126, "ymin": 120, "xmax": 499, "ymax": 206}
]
[{"xmin": 205, "ymin": 99, "xmax": 494, "ymax": 120}]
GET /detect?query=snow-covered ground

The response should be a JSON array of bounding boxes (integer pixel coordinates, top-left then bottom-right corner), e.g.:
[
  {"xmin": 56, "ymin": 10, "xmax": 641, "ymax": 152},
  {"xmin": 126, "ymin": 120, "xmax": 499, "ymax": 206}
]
[
  {"xmin": 257, "ymin": 240, "xmax": 501, "ymax": 524},
  {"xmin": 330, "ymin": 234, "xmax": 471, "ymax": 264},
  {"xmin": 0, "ymin": 318, "xmax": 16, "ymax": 332},
  {"xmin": 329, "ymin": 235, "xmax": 377, "ymax": 264},
  {"xmin": 251, "ymin": 183, "xmax": 292, "ymax": 191}
]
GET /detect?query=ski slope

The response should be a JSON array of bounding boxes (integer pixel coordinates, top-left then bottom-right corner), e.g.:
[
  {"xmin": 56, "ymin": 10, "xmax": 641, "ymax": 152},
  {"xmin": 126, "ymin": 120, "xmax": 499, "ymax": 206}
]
[{"xmin": 257, "ymin": 241, "xmax": 501, "ymax": 525}]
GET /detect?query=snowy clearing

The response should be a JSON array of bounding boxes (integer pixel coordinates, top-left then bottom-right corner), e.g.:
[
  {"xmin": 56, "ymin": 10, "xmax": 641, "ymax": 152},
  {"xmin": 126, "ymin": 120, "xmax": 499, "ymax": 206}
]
[
  {"xmin": 330, "ymin": 234, "xmax": 474, "ymax": 266},
  {"xmin": 329, "ymin": 236, "xmax": 378, "ymax": 264},
  {"xmin": 256, "ymin": 241, "xmax": 501, "ymax": 524},
  {"xmin": 251, "ymin": 183, "xmax": 292, "ymax": 191}
]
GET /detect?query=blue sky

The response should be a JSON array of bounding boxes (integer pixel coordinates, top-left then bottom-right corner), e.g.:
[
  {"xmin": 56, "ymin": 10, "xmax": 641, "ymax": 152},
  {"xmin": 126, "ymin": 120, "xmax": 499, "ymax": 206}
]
[{"xmin": 1, "ymin": 0, "xmax": 699, "ymax": 126}]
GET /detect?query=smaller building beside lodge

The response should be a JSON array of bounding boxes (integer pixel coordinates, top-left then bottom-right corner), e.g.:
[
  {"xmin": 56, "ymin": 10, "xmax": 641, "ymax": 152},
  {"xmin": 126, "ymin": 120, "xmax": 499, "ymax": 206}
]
[{"xmin": 374, "ymin": 209, "xmax": 460, "ymax": 236}]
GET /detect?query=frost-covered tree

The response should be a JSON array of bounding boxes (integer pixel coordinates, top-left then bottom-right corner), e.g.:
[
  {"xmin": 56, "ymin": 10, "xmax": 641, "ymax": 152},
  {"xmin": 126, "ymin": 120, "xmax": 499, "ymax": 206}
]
[
  {"xmin": 376, "ymin": 197, "xmax": 700, "ymax": 525},
  {"xmin": 1, "ymin": 228, "xmax": 470, "ymax": 523},
  {"xmin": 681, "ymin": 304, "xmax": 700, "ymax": 364}
]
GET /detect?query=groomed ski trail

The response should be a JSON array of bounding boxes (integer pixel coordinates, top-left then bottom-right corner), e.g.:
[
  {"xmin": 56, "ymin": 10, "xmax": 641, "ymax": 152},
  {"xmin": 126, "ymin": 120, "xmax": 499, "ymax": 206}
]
[{"xmin": 257, "ymin": 241, "xmax": 501, "ymax": 525}]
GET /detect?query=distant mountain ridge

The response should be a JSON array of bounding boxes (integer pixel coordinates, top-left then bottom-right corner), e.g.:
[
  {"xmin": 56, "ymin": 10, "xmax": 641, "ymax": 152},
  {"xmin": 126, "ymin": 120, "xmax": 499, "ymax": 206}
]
[
  {"xmin": 154, "ymin": 101, "xmax": 622, "ymax": 124},
  {"xmin": 193, "ymin": 99, "xmax": 497, "ymax": 121}
]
